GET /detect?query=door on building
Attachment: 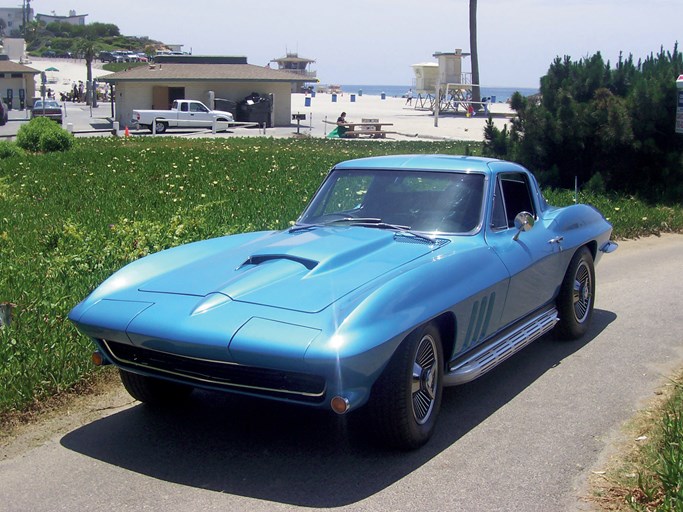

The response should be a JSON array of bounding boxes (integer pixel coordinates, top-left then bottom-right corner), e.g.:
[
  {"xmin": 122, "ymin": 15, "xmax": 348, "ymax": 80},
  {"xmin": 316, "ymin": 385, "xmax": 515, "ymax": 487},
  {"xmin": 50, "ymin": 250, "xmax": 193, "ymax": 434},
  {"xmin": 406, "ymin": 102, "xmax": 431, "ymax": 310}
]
[{"xmin": 152, "ymin": 86, "xmax": 185, "ymax": 110}]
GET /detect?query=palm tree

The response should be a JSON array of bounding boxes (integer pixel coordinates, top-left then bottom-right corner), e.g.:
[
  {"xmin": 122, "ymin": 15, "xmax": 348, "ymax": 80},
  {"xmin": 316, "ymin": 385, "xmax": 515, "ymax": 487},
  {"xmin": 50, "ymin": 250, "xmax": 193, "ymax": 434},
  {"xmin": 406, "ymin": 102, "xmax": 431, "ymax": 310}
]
[
  {"xmin": 77, "ymin": 38, "xmax": 96, "ymax": 105},
  {"xmin": 469, "ymin": 0, "xmax": 481, "ymax": 103}
]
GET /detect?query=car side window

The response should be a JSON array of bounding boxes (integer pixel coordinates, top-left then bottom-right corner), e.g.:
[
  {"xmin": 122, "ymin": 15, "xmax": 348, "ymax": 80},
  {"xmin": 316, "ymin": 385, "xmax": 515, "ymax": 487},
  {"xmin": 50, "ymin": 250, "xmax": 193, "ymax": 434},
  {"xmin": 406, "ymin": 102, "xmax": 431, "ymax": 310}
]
[
  {"xmin": 180, "ymin": 103, "xmax": 189, "ymax": 112},
  {"xmin": 491, "ymin": 179, "xmax": 508, "ymax": 230},
  {"xmin": 493, "ymin": 173, "xmax": 536, "ymax": 229}
]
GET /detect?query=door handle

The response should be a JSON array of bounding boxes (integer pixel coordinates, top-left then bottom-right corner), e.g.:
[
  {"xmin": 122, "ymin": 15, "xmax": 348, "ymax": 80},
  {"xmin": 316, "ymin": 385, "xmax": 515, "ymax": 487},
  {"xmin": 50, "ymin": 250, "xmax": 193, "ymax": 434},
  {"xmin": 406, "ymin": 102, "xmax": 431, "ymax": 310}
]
[{"xmin": 548, "ymin": 236, "xmax": 564, "ymax": 250}]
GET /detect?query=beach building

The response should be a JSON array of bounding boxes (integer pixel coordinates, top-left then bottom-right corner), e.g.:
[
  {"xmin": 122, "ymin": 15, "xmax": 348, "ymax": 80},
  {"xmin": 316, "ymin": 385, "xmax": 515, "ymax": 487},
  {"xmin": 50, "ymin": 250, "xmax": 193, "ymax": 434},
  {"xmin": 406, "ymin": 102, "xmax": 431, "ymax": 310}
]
[
  {"xmin": 270, "ymin": 52, "xmax": 316, "ymax": 93},
  {"xmin": 0, "ymin": 37, "xmax": 27, "ymax": 61},
  {"xmin": 0, "ymin": 5, "xmax": 33, "ymax": 35},
  {"xmin": 35, "ymin": 10, "xmax": 87, "ymax": 26},
  {"xmin": 0, "ymin": 55, "xmax": 39, "ymax": 109},
  {"xmin": 101, "ymin": 55, "xmax": 310, "ymax": 128}
]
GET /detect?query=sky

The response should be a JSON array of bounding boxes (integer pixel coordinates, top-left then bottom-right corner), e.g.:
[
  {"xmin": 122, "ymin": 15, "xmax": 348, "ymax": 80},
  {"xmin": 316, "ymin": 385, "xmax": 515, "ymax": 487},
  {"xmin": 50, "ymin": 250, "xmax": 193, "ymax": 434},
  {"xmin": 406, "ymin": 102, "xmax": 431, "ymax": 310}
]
[{"xmin": 30, "ymin": 0, "xmax": 682, "ymax": 88}]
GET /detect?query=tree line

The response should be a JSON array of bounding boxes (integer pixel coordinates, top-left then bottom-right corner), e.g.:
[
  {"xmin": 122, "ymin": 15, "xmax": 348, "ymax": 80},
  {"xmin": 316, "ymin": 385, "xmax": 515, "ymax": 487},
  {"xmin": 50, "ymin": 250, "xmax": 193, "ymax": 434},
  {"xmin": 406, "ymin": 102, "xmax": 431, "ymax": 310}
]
[{"xmin": 483, "ymin": 45, "xmax": 683, "ymax": 203}]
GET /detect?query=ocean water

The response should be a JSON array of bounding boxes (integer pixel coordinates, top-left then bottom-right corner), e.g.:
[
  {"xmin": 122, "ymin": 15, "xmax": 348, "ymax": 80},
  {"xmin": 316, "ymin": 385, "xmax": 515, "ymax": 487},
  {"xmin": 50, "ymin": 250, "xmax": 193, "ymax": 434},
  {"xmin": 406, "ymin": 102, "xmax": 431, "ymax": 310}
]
[{"xmin": 333, "ymin": 84, "xmax": 538, "ymax": 103}]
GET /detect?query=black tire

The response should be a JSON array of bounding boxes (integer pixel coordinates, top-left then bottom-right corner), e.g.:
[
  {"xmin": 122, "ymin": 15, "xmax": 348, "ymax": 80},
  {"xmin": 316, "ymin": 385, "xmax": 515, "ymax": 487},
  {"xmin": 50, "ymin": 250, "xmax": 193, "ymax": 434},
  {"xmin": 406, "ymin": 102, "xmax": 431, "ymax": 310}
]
[
  {"xmin": 556, "ymin": 246, "xmax": 595, "ymax": 340},
  {"xmin": 366, "ymin": 322, "xmax": 444, "ymax": 450},
  {"xmin": 153, "ymin": 120, "xmax": 167, "ymax": 134},
  {"xmin": 119, "ymin": 369, "xmax": 193, "ymax": 405}
]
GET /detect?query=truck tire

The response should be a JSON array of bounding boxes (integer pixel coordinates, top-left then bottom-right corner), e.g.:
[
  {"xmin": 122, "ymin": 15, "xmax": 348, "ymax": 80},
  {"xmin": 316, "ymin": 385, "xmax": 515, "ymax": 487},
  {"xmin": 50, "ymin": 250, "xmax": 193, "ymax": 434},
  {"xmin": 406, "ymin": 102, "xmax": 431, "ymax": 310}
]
[{"xmin": 152, "ymin": 120, "xmax": 167, "ymax": 134}]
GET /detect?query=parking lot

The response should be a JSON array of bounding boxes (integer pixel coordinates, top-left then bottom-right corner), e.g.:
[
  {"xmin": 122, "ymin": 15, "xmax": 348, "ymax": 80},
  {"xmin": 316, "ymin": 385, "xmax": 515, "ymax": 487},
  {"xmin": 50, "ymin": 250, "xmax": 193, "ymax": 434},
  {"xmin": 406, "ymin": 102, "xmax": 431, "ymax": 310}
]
[
  {"xmin": 0, "ymin": 101, "xmax": 300, "ymax": 140},
  {"xmin": 0, "ymin": 101, "xmax": 116, "ymax": 139}
]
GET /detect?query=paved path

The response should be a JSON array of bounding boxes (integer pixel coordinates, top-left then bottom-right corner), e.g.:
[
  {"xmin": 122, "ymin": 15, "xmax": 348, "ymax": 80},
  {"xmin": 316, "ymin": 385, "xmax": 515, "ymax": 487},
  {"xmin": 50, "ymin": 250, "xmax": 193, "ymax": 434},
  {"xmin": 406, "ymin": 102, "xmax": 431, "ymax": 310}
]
[{"xmin": 1, "ymin": 234, "xmax": 682, "ymax": 511}]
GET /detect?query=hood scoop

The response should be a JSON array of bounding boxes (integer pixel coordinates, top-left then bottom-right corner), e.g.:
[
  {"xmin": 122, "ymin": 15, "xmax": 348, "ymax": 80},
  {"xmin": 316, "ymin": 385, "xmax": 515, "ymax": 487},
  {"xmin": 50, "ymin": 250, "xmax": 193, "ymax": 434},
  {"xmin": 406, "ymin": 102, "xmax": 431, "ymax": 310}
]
[{"xmin": 241, "ymin": 254, "xmax": 318, "ymax": 271}]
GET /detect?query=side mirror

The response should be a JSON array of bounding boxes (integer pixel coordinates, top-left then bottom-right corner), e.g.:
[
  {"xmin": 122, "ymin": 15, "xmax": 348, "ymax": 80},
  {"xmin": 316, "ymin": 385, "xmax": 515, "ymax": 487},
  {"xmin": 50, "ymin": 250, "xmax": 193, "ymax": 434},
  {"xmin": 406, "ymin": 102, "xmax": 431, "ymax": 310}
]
[{"xmin": 513, "ymin": 211, "xmax": 534, "ymax": 241}]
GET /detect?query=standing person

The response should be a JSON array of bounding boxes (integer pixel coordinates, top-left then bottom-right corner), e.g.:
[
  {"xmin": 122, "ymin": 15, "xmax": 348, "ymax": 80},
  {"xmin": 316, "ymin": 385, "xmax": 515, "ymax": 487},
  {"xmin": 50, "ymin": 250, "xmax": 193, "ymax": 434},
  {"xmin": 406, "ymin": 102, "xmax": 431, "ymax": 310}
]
[{"xmin": 405, "ymin": 88, "xmax": 413, "ymax": 105}]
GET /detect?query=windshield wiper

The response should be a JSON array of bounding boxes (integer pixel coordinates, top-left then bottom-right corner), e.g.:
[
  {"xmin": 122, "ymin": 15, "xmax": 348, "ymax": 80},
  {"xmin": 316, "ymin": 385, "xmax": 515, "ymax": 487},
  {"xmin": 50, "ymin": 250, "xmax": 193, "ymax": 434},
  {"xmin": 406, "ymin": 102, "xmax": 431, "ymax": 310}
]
[
  {"xmin": 290, "ymin": 217, "xmax": 437, "ymax": 244},
  {"xmin": 289, "ymin": 217, "xmax": 381, "ymax": 233}
]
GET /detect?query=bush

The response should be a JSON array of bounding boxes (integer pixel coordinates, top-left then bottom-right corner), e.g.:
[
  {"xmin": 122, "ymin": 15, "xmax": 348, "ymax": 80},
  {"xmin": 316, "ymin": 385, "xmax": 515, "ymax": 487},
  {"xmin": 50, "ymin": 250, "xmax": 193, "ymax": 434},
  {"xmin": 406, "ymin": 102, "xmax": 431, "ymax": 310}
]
[
  {"xmin": 15, "ymin": 117, "xmax": 74, "ymax": 153},
  {"xmin": 483, "ymin": 45, "xmax": 683, "ymax": 203},
  {"xmin": 0, "ymin": 140, "xmax": 24, "ymax": 159},
  {"xmin": 38, "ymin": 128, "xmax": 75, "ymax": 152}
]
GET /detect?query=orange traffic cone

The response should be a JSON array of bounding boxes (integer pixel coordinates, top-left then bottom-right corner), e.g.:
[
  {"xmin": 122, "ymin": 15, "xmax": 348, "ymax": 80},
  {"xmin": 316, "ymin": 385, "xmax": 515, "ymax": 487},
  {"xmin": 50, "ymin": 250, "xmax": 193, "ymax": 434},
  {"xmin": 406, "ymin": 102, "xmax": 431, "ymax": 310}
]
[{"xmin": 124, "ymin": 126, "xmax": 130, "ymax": 137}]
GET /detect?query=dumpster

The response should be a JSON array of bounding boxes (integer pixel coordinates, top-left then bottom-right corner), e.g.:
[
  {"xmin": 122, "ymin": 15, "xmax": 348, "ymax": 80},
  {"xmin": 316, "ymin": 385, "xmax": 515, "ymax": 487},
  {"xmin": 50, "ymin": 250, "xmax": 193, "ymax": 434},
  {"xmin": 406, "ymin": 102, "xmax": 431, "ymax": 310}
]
[{"xmin": 236, "ymin": 93, "xmax": 272, "ymax": 127}]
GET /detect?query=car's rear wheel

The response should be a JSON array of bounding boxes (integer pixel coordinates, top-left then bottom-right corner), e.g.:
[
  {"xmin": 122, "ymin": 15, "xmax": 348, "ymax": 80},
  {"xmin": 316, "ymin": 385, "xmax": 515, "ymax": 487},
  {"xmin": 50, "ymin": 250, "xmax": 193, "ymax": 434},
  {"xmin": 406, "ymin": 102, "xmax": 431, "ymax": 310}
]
[
  {"xmin": 153, "ymin": 120, "xmax": 167, "ymax": 134},
  {"xmin": 119, "ymin": 369, "xmax": 193, "ymax": 404},
  {"xmin": 556, "ymin": 246, "xmax": 595, "ymax": 340},
  {"xmin": 366, "ymin": 322, "xmax": 444, "ymax": 450}
]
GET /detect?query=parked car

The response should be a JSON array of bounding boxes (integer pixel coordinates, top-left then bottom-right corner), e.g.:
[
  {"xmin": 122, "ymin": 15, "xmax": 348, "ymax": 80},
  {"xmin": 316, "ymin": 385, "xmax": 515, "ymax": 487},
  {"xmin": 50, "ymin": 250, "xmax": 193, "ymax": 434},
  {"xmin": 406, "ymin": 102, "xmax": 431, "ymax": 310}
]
[
  {"xmin": 132, "ymin": 99, "xmax": 234, "ymax": 133},
  {"xmin": 98, "ymin": 51, "xmax": 116, "ymax": 63},
  {"xmin": 32, "ymin": 99, "xmax": 63, "ymax": 124},
  {"xmin": 69, "ymin": 155, "xmax": 617, "ymax": 449}
]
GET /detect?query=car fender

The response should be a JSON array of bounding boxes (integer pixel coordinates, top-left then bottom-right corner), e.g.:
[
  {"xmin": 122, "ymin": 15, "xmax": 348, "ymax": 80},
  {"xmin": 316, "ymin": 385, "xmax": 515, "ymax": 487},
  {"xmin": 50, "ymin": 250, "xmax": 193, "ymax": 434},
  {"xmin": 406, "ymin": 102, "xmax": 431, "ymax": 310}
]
[
  {"xmin": 304, "ymin": 238, "xmax": 510, "ymax": 389},
  {"xmin": 69, "ymin": 231, "xmax": 275, "ymax": 321}
]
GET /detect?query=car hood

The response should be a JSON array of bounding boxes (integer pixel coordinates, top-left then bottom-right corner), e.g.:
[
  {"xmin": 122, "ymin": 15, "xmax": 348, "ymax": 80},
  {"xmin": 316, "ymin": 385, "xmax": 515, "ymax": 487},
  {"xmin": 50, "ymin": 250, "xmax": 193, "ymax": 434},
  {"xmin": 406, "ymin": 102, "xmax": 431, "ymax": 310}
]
[{"xmin": 138, "ymin": 227, "xmax": 442, "ymax": 313}]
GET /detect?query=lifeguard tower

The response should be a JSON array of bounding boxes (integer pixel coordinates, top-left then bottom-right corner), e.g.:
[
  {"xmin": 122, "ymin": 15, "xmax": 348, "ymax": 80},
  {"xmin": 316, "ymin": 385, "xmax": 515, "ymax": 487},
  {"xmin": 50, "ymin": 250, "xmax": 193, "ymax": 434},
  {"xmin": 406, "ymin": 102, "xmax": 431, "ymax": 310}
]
[
  {"xmin": 412, "ymin": 49, "xmax": 483, "ymax": 114},
  {"xmin": 270, "ymin": 52, "xmax": 317, "ymax": 93}
]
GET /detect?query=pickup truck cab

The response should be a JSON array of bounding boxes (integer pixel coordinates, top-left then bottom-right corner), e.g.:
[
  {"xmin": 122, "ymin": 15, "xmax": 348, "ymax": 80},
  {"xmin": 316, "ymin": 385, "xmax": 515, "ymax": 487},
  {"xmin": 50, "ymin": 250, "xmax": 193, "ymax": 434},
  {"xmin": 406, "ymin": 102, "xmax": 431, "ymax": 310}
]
[{"xmin": 132, "ymin": 100, "xmax": 235, "ymax": 134}]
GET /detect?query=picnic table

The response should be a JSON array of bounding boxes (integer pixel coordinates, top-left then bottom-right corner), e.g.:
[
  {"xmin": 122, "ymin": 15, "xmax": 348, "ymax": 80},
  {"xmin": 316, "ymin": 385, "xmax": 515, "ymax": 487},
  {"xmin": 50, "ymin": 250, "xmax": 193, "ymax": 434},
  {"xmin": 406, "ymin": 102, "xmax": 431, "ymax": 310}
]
[{"xmin": 325, "ymin": 118, "xmax": 395, "ymax": 138}]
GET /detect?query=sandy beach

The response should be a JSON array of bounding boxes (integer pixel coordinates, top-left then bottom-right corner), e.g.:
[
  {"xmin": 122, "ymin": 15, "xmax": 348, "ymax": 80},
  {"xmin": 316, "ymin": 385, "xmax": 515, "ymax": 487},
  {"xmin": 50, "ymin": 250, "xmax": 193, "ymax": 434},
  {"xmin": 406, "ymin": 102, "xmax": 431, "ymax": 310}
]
[
  {"xmin": 284, "ymin": 92, "xmax": 515, "ymax": 142},
  {"xmin": 27, "ymin": 57, "xmax": 111, "ymax": 96}
]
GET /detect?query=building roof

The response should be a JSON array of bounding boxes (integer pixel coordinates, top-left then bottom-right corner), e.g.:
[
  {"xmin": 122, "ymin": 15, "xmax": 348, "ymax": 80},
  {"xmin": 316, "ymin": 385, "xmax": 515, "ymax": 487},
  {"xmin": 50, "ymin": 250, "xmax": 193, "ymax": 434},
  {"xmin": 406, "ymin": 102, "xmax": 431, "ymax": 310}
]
[
  {"xmin": 102, "ymin": 62, "xmax": 309, "ymax": 83},
  {"xmin": 271, "ymin": 53, "xmax": 316, "ymax": 64},
  {"xmin": 0, "ymin": 60, "xmax": 41, "ymax": 74}
]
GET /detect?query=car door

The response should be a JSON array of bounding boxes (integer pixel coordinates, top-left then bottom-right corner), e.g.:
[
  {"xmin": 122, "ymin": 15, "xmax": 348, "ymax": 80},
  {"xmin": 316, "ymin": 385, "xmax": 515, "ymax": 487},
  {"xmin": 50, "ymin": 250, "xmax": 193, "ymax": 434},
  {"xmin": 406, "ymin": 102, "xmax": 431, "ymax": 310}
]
[
  {"xmin": 189, "ymin": 102, "xmax": 211, "ymax": 126},
  {"xmin": 176, "ymin": 101, "xmax": 191, "ymax": 127},
  {"xmin": 485, "ymin": 171, "xmax": 563, "ymax": 327}
]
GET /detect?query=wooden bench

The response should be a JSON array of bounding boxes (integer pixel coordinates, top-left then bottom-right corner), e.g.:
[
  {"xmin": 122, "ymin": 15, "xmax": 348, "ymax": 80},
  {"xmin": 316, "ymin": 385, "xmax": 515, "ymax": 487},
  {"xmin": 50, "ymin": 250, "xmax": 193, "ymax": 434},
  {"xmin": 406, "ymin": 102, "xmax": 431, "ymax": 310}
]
[{"xmin": 344, "ymin": 130, "xmax": 395, "ymax": 138}]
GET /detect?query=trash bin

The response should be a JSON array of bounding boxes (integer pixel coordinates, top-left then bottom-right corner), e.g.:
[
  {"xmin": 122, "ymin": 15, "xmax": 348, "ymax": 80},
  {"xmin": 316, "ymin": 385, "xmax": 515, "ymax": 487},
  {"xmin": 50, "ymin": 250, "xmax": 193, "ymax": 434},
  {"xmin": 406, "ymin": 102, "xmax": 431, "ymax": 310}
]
[
  {"xmin": 350, "ymin": 94, "xmax": 356, "ymax": 102},
  {"xmin": 236, "ymin": 93, "xmax": 272, "ymax": 127}
]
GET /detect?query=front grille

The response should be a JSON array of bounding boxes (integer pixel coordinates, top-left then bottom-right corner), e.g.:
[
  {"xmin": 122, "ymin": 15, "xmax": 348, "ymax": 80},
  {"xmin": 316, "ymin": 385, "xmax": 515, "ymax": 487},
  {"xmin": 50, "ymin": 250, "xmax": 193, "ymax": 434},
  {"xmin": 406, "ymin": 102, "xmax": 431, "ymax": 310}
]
[{"xmin": 102, "ymin": 340, "xmax": 326, "ymax": 403}]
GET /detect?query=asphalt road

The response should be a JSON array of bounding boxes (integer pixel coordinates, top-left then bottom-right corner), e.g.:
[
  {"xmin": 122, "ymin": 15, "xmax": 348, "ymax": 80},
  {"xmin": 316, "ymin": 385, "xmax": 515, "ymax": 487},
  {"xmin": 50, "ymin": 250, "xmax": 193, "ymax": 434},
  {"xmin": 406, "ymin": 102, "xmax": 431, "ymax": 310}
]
[{"xmin": 1, "ymin": 234, "xmax": 682, "ymax": 512}]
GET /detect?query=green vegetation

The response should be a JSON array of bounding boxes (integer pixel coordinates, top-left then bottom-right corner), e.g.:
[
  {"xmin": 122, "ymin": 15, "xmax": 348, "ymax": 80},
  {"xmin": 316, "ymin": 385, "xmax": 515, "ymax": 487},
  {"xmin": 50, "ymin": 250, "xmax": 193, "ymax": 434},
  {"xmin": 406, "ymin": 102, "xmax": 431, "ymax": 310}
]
[
  {"xmin": 595, "ymin": 374, "xmax": 683, "ymax": 510},
  {"xmin": 23, "ymin": 20, "xmax": 162, "ymax": 57},
  {"xmin": 15, "ymin": 117, "xmax": 74, "ymax": 153},
  {"xmin": 102, "ymin": 62, "xmax": 148, "ymax": 73},
  {"xmin": 631, "ymin": 384, "xmax": 683, "ymax": 510},
  {"xmin": 484, "ymin": 45, "xmax": 683, "ymax": 203},
  {"xmin": 0, "ymin": 137, "xmax": 681, "ymax": 416}
]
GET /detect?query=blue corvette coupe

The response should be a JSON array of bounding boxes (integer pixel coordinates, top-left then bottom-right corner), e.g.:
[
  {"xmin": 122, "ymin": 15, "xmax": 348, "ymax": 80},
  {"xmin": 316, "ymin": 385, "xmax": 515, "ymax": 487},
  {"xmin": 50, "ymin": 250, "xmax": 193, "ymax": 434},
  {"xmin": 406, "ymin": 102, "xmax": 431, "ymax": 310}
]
[{"xmin": 69, "ymin": 155, "xmax": 617, "ymax": 449}]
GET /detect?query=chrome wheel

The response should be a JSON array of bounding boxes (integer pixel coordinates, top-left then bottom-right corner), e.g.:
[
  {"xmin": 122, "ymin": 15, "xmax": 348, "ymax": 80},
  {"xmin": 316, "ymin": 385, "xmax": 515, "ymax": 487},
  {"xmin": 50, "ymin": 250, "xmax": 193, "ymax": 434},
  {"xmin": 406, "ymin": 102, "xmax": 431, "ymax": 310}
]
[
  {"xmin": 572, "ymin": 260, "xmax": 592, "ymax": 323},
  {"xmin": 556, "ymin": 247, "xmax": 595, "ymax": 340},
  {"xmin": 411, "ymin": 334, "xmax": 439, "ymax": 425},
  {"xmin": 365, "ymin": 322, "xmax": 444, "ymax": 449}
]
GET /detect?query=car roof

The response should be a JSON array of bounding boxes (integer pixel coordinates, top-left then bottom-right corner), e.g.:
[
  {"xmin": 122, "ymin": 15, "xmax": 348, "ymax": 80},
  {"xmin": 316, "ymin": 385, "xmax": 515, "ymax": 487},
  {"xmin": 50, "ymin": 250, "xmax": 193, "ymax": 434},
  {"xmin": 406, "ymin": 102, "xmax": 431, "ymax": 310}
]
[{"xmin": 332, "ymin": 154, "xmax": 527, "ymax": 175}]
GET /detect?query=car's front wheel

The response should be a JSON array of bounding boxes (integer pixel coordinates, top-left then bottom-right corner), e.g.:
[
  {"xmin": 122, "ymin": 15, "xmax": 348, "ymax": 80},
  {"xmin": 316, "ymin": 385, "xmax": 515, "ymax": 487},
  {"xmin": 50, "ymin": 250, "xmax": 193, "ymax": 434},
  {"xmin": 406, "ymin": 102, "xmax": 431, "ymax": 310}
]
[
  {"xmin": 119, "ymin": 369, "xmax": 193, "ymax": 405},
  {"xmin": 556, "ymin": 246, "xmax": 595, "ymax": 340},
  {"xmin": 366, "ymin": 322, "xmax": 444, "ymax": 450}
]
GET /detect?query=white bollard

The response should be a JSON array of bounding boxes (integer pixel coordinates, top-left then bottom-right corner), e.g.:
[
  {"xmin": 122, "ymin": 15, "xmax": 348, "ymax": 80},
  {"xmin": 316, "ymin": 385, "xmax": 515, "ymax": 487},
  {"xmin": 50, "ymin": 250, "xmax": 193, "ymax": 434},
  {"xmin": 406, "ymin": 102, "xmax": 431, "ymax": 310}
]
[{"xmin": 66, "ymin": 123, "xmax": 74, "ymax": 133}]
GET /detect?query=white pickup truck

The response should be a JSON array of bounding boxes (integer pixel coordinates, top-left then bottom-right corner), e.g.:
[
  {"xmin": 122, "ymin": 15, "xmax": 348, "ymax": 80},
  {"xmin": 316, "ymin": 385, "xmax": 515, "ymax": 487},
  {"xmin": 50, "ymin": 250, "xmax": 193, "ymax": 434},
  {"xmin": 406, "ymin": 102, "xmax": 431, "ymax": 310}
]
[{"xmin": 132, "ymin": 100, "xmax": 234, "ymax": 134}]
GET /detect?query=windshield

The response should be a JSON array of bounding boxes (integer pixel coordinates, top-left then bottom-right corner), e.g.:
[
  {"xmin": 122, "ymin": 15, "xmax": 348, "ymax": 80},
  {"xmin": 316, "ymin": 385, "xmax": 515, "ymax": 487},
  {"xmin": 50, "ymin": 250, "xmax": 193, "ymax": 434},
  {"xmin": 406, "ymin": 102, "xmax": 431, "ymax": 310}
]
[
  {"xmin": 35, "ymin": 101, "xmax": 60, "ymax": 108},
  {"xmin": 298, "ymin": 169, "xmax": 485, "ymax": 234}
]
